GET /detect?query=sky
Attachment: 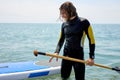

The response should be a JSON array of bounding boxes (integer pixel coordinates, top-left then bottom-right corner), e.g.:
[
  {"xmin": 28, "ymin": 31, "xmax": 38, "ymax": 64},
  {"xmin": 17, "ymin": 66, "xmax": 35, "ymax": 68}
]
[{"xmin": 0, "ymin": 0, "xmax": 120, "ymax": 24}]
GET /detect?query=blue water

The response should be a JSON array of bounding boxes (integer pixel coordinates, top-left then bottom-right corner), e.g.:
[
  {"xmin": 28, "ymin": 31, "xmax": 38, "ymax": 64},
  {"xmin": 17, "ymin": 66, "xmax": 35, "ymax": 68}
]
[{"xmin": 0, "ymin": 23, "xmax": 120, "ymax": 80}]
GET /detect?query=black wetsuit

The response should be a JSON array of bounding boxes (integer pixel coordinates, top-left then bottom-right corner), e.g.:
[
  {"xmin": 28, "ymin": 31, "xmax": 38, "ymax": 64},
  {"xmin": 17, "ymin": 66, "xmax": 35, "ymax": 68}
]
[{"xmin": 55, "ymin": 16, "xmax": 95, "ymax": 80}]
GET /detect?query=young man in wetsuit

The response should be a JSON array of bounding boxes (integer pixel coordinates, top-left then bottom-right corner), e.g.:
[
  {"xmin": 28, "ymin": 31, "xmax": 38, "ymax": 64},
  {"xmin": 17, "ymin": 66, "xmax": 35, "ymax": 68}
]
[{"xmin": 49, "ymin": 1, "xmax": 95, "ymax": 80}]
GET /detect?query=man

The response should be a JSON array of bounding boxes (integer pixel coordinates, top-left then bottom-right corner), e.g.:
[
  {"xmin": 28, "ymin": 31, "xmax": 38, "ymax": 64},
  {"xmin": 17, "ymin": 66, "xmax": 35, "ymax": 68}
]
[{"xmin": 49, "ymin": 1, "xmax": 95, "ymax": 80}]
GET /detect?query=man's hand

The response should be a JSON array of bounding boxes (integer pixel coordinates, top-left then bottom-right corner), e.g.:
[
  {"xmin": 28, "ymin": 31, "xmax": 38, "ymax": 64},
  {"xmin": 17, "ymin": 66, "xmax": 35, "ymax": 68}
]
[
  {"xmin": 86, "ymin": 58, "xmax": 94, "ymax": 66},
  {"xmin": 49, "ymin": 53, "xmax": 59, "ymax": 62}
]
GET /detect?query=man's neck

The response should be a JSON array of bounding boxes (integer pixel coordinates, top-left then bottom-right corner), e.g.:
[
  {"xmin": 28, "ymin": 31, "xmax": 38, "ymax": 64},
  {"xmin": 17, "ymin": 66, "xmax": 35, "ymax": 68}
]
[{"xmin": 70, "ymin": 16, "xmax": 76, "ymax": 20}]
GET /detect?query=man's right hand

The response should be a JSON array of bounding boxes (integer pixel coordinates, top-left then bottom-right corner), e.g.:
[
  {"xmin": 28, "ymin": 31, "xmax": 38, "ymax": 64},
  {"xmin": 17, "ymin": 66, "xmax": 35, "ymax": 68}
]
[{"xmin": 49, "ymin": 53, "xmax": 59, "ymax": 62}]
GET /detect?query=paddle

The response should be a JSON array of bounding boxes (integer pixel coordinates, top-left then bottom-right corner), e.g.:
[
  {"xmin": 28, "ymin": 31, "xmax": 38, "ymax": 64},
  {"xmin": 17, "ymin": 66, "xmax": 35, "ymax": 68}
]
[{"xmin": 33, "ymin": 50, "xmax": 120, "ymax": 73}]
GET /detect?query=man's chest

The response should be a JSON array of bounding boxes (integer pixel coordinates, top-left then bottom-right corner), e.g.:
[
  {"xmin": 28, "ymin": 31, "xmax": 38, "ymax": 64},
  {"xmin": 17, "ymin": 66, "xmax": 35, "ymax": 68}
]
[{"xmin": 63, "ymin": 23, "xmax": 84, "ymax": 36}]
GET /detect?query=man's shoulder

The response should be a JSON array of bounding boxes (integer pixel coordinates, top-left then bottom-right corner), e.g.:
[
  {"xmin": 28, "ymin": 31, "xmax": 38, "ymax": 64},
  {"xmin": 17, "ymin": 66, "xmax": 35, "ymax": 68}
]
[
  {"xmin": 79, "ymin": 17, "xmax": 88, "ymax": 22},
  {"xmin": 79, "ymin": 17, "xmax": 90, "ymax": 26}
]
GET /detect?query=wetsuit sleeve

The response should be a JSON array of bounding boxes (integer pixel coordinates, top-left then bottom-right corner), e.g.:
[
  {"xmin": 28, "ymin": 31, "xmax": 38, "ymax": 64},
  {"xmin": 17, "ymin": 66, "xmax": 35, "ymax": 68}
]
[
  {"xmin": 83, "ymin": 20, "xmax": 95, "ymax": 59},
  {"xmin": 54, "ymin": 23, "xmax": 65, "ymax": 54}
]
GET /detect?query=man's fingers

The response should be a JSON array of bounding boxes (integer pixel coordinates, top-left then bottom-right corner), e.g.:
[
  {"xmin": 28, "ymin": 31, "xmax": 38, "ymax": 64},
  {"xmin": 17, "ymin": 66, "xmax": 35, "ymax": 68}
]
[
  {"xmin": 56, "ymin": 58, "xmax": 58, "ymax": 62},
  {"xmin": 49, "ymin": 57, "xmax": 54, "ymax": 62},
  {"xmin": 86, "ymin": 59, "xmax": 94, "ymax": 66}
]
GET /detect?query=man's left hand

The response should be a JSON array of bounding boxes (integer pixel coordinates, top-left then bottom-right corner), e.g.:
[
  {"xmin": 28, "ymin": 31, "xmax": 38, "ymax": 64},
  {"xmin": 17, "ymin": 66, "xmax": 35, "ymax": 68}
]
[{"xmin": 86, "ymin": 58, "xmax": 94, "ymax": 66}]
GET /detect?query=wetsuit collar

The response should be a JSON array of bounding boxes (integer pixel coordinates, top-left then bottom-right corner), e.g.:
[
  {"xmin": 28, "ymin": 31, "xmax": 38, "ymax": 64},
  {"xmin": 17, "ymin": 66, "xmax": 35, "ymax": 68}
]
[{"xmin": 67, "ymin": 16, "xmax": 79, "ymax": 24}]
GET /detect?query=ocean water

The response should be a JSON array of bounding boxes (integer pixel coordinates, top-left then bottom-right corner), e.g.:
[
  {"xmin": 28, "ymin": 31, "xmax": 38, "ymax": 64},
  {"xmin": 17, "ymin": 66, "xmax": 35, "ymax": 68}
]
[{"xmin": 0, "ymin": 23, "xmax": 120, "ymax": 80}]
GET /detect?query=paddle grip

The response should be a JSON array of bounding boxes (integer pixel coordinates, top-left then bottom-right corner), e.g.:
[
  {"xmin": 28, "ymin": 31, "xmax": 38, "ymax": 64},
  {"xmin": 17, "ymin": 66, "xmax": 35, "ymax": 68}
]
[{"xmin": 38, "ymin": 52, "xmax": 46, "ymax": 55}]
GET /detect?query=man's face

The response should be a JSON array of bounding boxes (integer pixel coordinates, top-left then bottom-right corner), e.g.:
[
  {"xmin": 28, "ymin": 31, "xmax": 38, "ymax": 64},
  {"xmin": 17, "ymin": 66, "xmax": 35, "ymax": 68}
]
[{"xmin": 60, "ymin": 9, "xmax": 68, "ymax": 21}]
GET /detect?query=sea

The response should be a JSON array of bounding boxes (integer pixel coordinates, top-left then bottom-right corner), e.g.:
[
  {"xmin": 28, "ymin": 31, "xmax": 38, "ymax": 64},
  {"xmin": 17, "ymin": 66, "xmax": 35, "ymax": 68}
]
[{"xmin": 0, "ymin": 23, "xmax": 120, "ymax": 80}]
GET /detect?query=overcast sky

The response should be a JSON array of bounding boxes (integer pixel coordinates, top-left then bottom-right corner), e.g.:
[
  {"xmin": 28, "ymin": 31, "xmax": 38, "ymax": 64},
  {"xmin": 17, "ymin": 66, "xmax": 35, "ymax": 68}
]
[{"xmin": 0, "ymin": 0, "xmax": 120, "ymax": 23}]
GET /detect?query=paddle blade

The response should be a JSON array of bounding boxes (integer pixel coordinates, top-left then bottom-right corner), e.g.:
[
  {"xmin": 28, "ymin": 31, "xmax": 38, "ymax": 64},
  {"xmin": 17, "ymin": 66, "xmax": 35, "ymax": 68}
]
[{"xmin": 112, "ymin": 67, "xmax": 120, "ymax": 73}]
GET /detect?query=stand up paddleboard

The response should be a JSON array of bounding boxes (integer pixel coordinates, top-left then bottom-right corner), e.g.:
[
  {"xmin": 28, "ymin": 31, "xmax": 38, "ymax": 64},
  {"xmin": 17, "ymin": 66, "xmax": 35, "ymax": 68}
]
[{"xmin": 0, "ymin": 61, "xmax": 61, "ymax": 80}]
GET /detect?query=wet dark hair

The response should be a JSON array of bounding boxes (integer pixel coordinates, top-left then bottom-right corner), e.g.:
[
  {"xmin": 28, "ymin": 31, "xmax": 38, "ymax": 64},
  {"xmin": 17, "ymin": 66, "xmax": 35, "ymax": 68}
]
[{"xmin": 59, "ymin": 1, "xmax": 77, "ymax": 21}]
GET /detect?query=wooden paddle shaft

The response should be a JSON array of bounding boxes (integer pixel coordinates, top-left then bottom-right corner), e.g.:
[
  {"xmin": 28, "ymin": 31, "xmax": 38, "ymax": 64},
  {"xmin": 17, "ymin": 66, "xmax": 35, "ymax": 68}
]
[
  {"xmin": 34, "ymin": 50, "xmax": 112, "ymax": 70},
  {"xmin": 46, "ymin": 52, "xmax": 112, "ymax": 70}
]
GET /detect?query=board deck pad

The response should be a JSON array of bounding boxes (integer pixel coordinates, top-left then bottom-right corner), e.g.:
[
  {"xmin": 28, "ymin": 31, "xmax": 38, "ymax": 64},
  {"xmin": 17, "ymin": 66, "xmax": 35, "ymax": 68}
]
[{"xmin": 35, "ymin": 60, "xmax": 61, "ymax": 67}]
